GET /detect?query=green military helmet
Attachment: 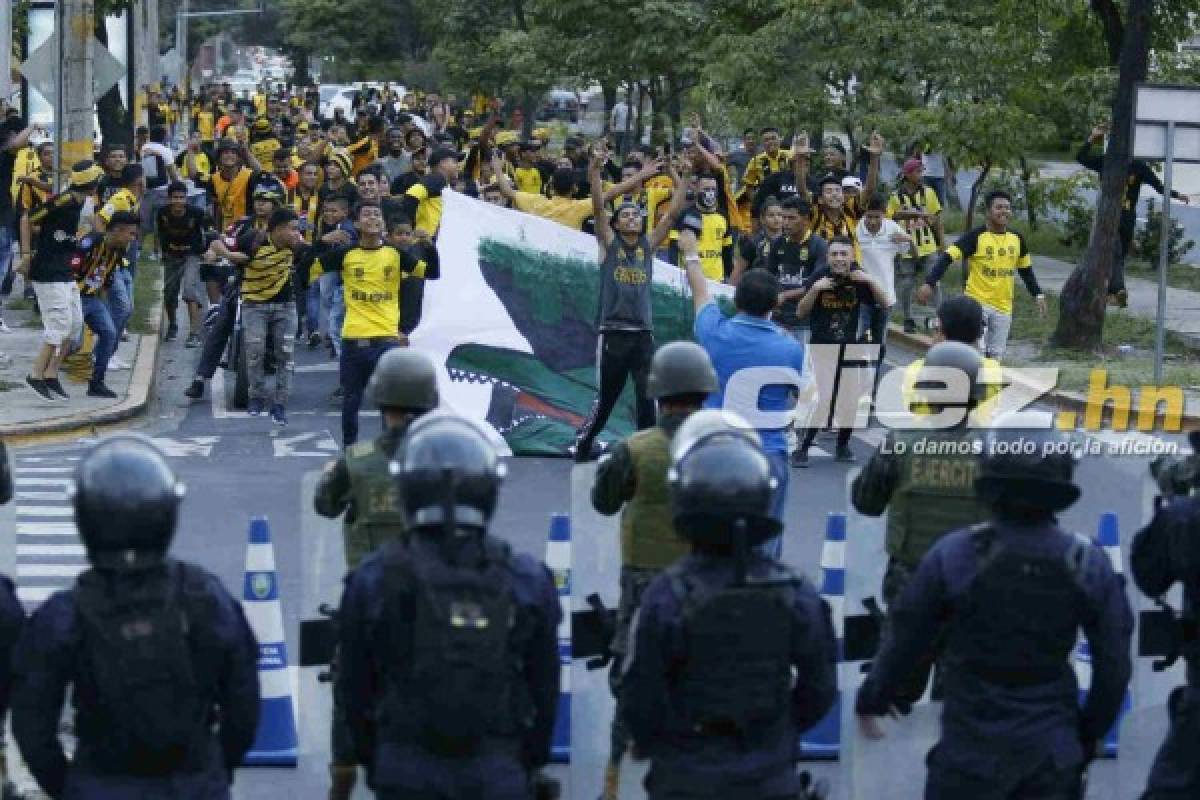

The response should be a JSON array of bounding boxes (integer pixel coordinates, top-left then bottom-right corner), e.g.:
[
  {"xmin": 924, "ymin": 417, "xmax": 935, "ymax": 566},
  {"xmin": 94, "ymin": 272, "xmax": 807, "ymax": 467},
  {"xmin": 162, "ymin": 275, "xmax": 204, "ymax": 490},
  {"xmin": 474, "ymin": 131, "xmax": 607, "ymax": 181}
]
[
  {"xmin": 916, "ymin": 340, "xmax": 983, "ymax": 409},
  {"xmin": 646, "ymin": 341, "xmax": 718, "ymax": 400},
  {"xmin": 367, "ymin": 348, "xmax": 439, "ymax": 411}
]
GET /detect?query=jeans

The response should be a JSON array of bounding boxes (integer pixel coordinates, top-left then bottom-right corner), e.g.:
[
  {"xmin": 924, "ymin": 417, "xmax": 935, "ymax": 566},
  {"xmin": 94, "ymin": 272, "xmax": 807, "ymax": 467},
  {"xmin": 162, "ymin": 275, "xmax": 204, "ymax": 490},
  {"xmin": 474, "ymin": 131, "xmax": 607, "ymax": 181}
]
[
  {"xmin": 979, "ymin": 304, "xmax": 1013, "ymax": 361},
  {"xmin": 319, "ymin": 272, "xmax": 344, "ymax": 357},
  {"xmin": 575, "ymin": 330, "xmax": 656, "ymax": 452},
  {"xmin": 896, "ymin": 254, "xmax": 939, "ymax": 324},
  {"xmin": 106, "ymin": 268, "xmax": 133, "ymax": 338},
  {"xmin": 81, "ymin": 295, "xmax": 117, "ymax": 384},
  {"xmin": 0, "ymin": 224, "xmax": 12, "ymax": 299},
  {"xmin": 242, "ymin": 301, "xmax": 296, "ymax": 406},
  {"xmin": 195, "ymin": 283, "xmax": 237, "ymax": 380},
  {"xmin": 305, "ymin": 283, "xmax": 320, "ymax": 336},
  {"xmin": 340, "ymin": 339, "xmax": 398, "ymax": 446},
  {"xmin": 757, "ymin": 449, "xmax": 789, "ymax": 559}
]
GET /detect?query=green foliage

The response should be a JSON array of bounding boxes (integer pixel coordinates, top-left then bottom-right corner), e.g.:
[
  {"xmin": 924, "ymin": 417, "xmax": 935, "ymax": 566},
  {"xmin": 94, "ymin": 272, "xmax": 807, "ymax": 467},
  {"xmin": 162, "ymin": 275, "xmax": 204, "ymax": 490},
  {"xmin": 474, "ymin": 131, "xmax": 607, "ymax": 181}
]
[{"xmin": 1135, "ymin": 199, "xmax": 1197, "ymax": 268}]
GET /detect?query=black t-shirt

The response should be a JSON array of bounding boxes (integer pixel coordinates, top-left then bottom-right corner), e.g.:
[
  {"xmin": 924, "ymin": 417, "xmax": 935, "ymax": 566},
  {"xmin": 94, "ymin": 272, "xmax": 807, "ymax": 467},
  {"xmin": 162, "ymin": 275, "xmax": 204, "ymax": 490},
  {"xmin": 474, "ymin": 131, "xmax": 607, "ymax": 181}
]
[
  {"xmin": 803, "ymin": 266, "xmax": 875, "ymax": 344},
  {"xmin": 155, "ymin": 205, "xmax": 208, "ymax": 256},
  {"xmin": 738, "ymin": 231, "xmax": 776, "ymax": 271},
  {"xmin": 768, "ymin": 232, "xmax": 828, "ymax": 328},
  {"xmin": 0, "ymin": 149, "xmax": 16, "ymax": 222},
  {"xmin": 28, "ymin": 194, "xmax": 84, "ymax": 283}
]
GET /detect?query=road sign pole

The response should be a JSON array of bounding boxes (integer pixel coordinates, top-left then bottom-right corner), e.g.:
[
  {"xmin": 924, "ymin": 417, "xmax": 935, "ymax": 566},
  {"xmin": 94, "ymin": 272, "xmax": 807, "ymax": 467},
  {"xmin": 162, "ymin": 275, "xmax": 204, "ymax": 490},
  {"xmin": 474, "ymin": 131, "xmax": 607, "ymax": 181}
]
[
  {"xmin": 59, "ymin": 0, "xmax": 96, "ymax": 177},
  {"xmin": 1153, "ymin": 120, "xmax": 1174, "ymax": 386},
  {"xmin": 0, "ymin": 0, "xmax": 11, "ymax": 105}
]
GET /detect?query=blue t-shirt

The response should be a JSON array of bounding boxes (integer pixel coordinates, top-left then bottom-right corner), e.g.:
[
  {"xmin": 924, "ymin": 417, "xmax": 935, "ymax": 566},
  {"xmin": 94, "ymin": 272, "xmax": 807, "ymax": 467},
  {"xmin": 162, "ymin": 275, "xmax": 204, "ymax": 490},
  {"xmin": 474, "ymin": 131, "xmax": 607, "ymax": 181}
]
[{"xmin": 693, "ymin": 301, "xmax": 805, "ymax": 453}]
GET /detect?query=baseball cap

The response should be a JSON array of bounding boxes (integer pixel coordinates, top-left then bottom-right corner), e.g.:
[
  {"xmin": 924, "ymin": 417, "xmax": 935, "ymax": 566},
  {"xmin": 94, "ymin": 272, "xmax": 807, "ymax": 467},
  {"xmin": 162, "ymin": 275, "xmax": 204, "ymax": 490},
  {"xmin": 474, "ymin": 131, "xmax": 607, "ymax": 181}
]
[
  {"xmin": 902, "ymin": 158, "xmax": 924, "ymax": 175},
  {"xmin": 841, "ymin": 175, "xmax": 863, "ymax": 191},
  {"xmin": 69, "ymin": 160, "xmax": 104, "ymax": 189},
  {"xmin": 429, "ymin": 147, "xmax": 460, "ymax": 167}
]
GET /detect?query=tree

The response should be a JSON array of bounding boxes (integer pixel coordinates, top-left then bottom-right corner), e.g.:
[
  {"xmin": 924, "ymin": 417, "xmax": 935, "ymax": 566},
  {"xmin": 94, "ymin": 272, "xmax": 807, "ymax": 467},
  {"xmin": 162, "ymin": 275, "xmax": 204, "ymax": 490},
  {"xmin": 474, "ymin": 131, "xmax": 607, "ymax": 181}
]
[{"xmin": 1052, "ymin": 0, "xmax": 1153, "ymax": 350}]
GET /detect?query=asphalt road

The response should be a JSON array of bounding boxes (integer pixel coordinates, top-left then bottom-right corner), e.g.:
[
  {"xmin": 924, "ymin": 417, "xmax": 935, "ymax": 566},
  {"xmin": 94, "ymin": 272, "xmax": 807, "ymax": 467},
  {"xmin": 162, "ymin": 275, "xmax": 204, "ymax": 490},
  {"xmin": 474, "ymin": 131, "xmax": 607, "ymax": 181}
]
[{"xmin": 0, "ymin": 331, "xmax": 1185, "ymax": 799}]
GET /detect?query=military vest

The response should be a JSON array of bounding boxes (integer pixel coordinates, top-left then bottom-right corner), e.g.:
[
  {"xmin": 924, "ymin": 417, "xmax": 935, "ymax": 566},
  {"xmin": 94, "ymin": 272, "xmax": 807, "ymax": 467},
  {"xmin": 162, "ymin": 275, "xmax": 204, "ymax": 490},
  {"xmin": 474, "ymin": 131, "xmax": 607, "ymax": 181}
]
[
  {"xmin": 344, "ymin": 427, "xmax": 408, "ymax": 569},
  {"xmin": 886, "ymin": 428, "xmax": 991, "ymax": 567},
  {"xmin": 621, "ymin": 427, "xmax": 690, "ymax": 570}
]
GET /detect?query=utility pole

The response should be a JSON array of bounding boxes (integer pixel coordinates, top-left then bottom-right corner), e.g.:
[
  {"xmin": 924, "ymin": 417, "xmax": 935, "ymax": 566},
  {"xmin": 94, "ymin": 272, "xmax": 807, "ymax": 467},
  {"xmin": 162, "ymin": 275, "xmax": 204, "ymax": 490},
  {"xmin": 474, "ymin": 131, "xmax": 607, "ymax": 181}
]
[
  {"xmin": 140, "ymin": 0, "xmax": 160, "ymax": 89},
  {"xmin": 176, "ymin": 0, "xmax": 189, "ymax": 92},
  {"xmin": 0, "ymin": 0, "xmax": 11, "ymax": 106},
  {"xmin": 57, "ymin": 0, "xmax": 96, "ymax": 185}
]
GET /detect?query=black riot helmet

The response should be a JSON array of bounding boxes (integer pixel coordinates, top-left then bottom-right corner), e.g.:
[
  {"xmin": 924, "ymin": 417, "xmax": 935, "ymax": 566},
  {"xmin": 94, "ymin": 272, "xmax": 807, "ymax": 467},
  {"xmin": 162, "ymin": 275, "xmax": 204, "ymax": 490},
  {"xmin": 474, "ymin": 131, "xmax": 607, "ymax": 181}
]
[
  {"xmin": 975, "ymin": 420, "xmax": 1081, "ymax": 514},
  {"xmin": 391, "ymin": 413, "xmax": 506, "ymax": 535},
  {"xmin": 646, "ymin": 340, "xmax": 718, "ymax": 400},
  {"xmin": 73, "ymin": 435, "xmax": 185, "ymax": 570},
  {"xmin": 916, "ymin": 341, "xmax": 983, "ymax": 408},
  {"xmin": 668, "ymin": 410, "xmax": 781, "ymax": 550}
]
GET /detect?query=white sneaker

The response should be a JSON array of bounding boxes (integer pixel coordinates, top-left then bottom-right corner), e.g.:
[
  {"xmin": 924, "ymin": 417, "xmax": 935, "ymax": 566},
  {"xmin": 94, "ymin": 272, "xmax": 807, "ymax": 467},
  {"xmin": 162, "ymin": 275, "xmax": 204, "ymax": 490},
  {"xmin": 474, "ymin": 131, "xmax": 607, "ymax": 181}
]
[
  {"xmin": 0, "ymin": 318, "xmax": 10, "ymax": 333},
  {"xmin": 108, "ymin": 355, "xmax": 131, "ymax": 371}
]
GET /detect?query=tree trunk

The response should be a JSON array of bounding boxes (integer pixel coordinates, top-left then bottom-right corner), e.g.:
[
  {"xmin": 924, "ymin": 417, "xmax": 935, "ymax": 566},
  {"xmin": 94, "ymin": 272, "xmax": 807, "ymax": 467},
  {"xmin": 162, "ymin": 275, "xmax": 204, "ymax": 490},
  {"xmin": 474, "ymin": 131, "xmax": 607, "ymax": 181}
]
[
  {"xmin": 1019, "ymin": 155, "xmax": 1037, "ymax": 230},
  {"xmin": 95, "ymin": 16, "xmax": 131, "ymax": 148},
  {"xmin": 944, "ymin": 156, "xmax": 961, "ymax": 211},
  {"xmin": 289, "ymin": 47, "xmax": 312, "ymax": 87},
  {"xmin": 965, "ymin": 161, "xmax": 991, "ymax": 231},
  {"xmin": 1090, "ymin": 0, "xmax": 1126, "ymax": 64},
  {"xmin": 600, "ymin": 82, "xmax": 616, "ymax": 135},
  {"xmin": 1053, "ymin": 0, "xmax": 1152, "ymax": 350},
  {"xmin": 664, "ymin": 75, "xmax": 682, "ymax": 144},
  {"xmin": 518, "ymin": 92, "xmax": 537, "ymax": 139},
  {"xmin": 646, "ymin": 83, "xmax": 664, "ymax": 148}
]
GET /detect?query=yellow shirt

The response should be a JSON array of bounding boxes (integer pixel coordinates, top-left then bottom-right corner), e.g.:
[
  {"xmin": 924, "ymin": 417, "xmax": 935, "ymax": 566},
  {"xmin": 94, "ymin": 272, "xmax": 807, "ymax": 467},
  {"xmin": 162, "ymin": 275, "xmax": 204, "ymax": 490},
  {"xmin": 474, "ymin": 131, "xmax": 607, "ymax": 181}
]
[
  {"xmin": 290, "ymin": 189, "xmax": 319, "ymax": 243},
  {"xmin": 249, "ymin": 137, "xmax": 281, "ymax": 167},
  {"xmin": 513, "ymin": 192, "xmax": 593, "ymax": 230},
  {"xmin": 945, "ymin": 227, "xmax": 1033, "ymax": 315},
  {"xmin": 346, "ymin": 136, "xmax": 379, "ymax": 176},
  {"xmin": 180, "ymin": 151, "xmax": 212, "ymax": 182},
  {"xmin": 97, "ymin": 188, "xmax": 139, "ymax": 225},
  {"xmin": 212, "ymin": 167, "xmax": 253, "ymax": 228},
  {"xmin": 669, "ymin": 212, "xmax": 731, "ymax": 281},
  {"xmin": 903, "ymin": 355, "xmax": 1003, "ymax": 422},
  {"xmin": 317, "ymin": 244, "xmax": 429, "ymax": 338},
  {"xmin": 742, "ymin": 149, "xmax": 791, "ymax": 189},
  {"xmin": 253, "ymin": 93, "xmax": 268, "ymax": 117},
  {"xmin": 514, "ymin": 166, "xmax": 543, "ymax": 195},
  {"xmin": 887, "ymin": 185, "xmax": 943, "ymax": 258},
  {"xmin": 196, "ymin": 111, "xmax": 216, "ymax": 141},
  {"xmin": 405, "ymin": 177, "xmax": 446, "ymax": 235}
]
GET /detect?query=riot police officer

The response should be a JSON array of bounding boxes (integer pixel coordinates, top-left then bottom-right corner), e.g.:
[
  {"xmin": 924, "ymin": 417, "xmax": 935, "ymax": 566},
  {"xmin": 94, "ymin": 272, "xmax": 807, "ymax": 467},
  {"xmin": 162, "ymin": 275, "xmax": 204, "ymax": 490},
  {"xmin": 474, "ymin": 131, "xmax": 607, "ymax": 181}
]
[
  {"xmin": 315, "ymin": 347, "xmax": 440, "ymax": 569},
  {"xmin": 851, "ymin": 340, "xmax": 991, "ymax": 702},
  {"xmin": 11, "ymin": 435, "xmax": 260, "ymax": 799},
  {"xmin": 855, "ymin": 426, "xmax": 1133, "ymax": 799},
  {"xmin": 337, "ymin": 413, "xmax": 561, "ymax": 799},
  {"xmin": 314, "ymin": 347, "xmax": 439, "ymax": 800},
  {"xmin": 621, "ymin": 411, "xmax": 838, "ymax": 800},
  {"xmin": 1131, "ymin": 431, "xmax": 1200, "ymax": 799},
  {"xmin": 590, "ymin": 340, "xmax": 718, "ymax": 800},
  {"xmin": 0, "ymin": 439, "xmax": 23, "ymax": 799}
]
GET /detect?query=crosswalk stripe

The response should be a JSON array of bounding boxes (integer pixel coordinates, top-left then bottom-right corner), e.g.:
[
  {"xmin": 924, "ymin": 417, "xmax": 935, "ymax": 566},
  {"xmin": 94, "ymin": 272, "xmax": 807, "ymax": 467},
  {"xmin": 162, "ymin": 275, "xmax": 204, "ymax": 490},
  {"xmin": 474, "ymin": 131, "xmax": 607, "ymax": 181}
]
[
  {"xmin": 19, "ymin": 545, "xmax": 87, "ymax": 557},
  {"xmin": 16, "ymin": 586, "xmax": 59, "ymax": 604},
  {"xmin": 15, "ymin": 491, "xmax": 69, "ymax": 501},
  {"xmin": 17, "ymin": 522, "xmax": 77, "ymax": 536},
  {"xmin": 15, "ymin": 506, "xmax": 73, "ymax": 517},
  {"xmin": 16, "ymin": 467, "xmax": 74, "ymax": 474},
  {"xmin": 18, "ymin": 563, "xmax": 86, "ymax": 579},
  {"xmin": 14, "ymin": 478, "xmax": 73, "ymax": 487}
]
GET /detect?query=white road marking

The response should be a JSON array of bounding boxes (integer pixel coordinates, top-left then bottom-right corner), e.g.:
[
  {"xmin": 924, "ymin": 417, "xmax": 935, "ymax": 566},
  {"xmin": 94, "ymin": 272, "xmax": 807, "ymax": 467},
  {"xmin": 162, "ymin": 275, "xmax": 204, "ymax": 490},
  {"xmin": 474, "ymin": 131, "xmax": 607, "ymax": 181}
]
[{"xmin": 273, "ymin": 431, "xmax": 339, "ymax": 458}]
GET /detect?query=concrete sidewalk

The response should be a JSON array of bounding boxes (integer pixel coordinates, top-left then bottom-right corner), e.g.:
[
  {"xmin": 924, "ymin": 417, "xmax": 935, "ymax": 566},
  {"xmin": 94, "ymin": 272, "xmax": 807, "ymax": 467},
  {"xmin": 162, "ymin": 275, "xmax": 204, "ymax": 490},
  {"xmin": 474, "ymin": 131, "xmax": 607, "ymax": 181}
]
[
  {"xmin": 0, "ymin": 270, "xmax": 162, "ymax": 440},
  {"xmin": 1032, "ymin": 254, "xmax": 1200, "ymax": 349}
]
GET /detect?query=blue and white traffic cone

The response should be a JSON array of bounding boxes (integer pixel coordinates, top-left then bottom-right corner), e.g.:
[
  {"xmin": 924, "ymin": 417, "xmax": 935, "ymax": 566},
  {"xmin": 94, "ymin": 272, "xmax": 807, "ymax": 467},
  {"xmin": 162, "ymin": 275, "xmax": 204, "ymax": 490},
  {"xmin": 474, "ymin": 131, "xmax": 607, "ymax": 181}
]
[
  {"xmin": 241, "ymin": 517, "xmax": 299, "ymax": 766},
  {"xmin": 546, "ymin": 512, "xmax": 572, "ymax": 763},
  {"xmin": 800, "ymin": 512, "xmax": 845, "ymax": 759},
  {"xmin": 1074, "ymin": 512, "xmax": 1129, "ymax": 758}
]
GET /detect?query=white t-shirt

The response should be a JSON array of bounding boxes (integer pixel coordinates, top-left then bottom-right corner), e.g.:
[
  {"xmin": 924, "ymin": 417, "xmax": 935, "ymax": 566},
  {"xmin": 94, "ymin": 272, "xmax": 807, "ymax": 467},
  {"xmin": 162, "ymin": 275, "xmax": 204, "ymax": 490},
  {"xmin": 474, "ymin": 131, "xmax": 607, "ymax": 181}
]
[
  {"xmin": 610, "ymin": 102, "xmax": 629, "ymax": 132},
  {"xmin": 856, "ymin": 217, "xmax": 908, "ymax": 307}
]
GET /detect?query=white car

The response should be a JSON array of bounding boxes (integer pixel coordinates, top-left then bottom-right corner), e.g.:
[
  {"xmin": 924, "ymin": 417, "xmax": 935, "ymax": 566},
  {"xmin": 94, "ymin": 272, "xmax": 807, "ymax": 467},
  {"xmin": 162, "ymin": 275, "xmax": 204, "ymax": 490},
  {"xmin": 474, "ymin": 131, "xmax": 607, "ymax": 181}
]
[{"xmin": 320, "ymin": 85, "xmax": 360, "ymax": 120}]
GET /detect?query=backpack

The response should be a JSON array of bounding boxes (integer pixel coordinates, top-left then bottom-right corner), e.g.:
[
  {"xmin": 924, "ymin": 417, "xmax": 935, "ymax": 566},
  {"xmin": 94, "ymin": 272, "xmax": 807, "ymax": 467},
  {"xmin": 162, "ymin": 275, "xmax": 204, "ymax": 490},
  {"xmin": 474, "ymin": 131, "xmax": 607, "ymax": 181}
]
[
  {"xmin": 75, "ymin": 562, "xmax": 211, "ymax": 775},
  {"xmin": 386, "ymin": 538, "xmax": 519, "ymax": 755},
  {"xmin": 669, "ymin": 564, "xmax": 796, "ymax": 743}
]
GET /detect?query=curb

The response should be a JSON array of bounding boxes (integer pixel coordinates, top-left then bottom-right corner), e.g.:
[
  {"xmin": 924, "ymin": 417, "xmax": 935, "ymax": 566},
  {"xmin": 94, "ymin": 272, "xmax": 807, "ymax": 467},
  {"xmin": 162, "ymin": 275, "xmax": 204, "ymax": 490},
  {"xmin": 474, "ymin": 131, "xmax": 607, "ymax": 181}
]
[
  {"xmin": 0, "ymin": 277, "xmax": 164, "ymax": 443},
  {"xmin": 887, "ymin": 323, "xmax": 1200, "ymax": 434}
]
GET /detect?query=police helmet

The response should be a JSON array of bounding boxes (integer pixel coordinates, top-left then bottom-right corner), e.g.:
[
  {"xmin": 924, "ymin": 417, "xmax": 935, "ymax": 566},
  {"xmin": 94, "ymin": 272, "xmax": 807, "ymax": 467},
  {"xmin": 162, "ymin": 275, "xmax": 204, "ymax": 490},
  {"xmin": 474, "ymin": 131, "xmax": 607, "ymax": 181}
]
[
  {"xmin": 367, "ymin": 348, "xmax": 439, "ymax": 412},
  {"xmin": 975, "ymin": 421, "xmax": 1081, "ymax": 512},
  {"xmin": 73, "ymin": 435, "xmax": 185, "ymax": 570},
  {"xmin": 668, "ymin": 410, "xmax": 781, "ymax": 546},
  {"xmin": 252, "ymin": 180, "xmax": 286, "ymax": 206},
  {"xmin": 646, "ymin": 341, "xmax": 718, "ymax": 400},
  {"xmin": 391, "ymin": 413, "xmax": 505, "ymax": 533},
  {"xmin": 915, "ymin": 341, "xmax": 984, "ymax": 408}
]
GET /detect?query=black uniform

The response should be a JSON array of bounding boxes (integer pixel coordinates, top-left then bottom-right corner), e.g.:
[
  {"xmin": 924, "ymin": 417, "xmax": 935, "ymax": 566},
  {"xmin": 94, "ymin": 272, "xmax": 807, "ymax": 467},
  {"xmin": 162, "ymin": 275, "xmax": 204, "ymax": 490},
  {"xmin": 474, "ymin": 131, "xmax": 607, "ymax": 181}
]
[
  {"xmin": 12, "ymin": 561, "xmax": 260, "ymax": 799},
  {"xmin": 1132, "ymin": 495, "xmax": 1200, "ymax": 798}
]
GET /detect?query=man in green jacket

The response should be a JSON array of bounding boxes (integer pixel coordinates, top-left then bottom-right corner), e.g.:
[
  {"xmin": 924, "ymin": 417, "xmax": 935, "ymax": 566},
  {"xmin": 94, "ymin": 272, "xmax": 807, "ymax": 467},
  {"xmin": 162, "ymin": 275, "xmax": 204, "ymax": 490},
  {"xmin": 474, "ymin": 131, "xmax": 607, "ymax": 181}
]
[{"xmin": 591, "ymin": 340, "xmax": 717, "ymax": 800}]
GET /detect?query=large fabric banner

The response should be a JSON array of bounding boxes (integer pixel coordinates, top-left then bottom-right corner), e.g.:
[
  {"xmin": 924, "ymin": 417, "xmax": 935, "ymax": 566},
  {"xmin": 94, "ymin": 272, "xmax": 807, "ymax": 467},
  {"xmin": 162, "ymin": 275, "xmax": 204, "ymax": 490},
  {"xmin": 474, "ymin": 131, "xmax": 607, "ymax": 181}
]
[{"xmin": 414, "ymin": 190, "xmax": 731, "ymax": 456}]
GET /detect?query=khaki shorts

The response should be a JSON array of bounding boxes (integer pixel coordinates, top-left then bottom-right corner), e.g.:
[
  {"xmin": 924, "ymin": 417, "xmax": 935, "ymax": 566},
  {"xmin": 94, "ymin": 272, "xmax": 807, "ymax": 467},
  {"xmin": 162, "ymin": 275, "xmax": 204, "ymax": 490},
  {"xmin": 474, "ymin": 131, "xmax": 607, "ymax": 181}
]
[{"xmin": 32, "ymin": 281, "xmax": 83, "ymax": 346}]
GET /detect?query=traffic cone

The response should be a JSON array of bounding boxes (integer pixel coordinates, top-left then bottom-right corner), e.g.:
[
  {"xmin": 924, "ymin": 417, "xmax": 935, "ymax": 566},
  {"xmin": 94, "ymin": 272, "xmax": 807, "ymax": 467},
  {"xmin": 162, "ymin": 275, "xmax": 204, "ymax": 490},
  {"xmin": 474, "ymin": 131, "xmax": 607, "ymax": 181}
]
[
  {"xmin": 800, "ymin": 512, "xmax": 845, "ymax": 759},
  {"xmin": 546, "ymin": 512, "xmax": 572, "ymax": 763},
  {"xmin": 1074, "ymin": 512, "xmax": 1129, "ymax": 758},
  {"xmin": 241, "ymin": 517, "xmax": 299, "ymax": 766}
]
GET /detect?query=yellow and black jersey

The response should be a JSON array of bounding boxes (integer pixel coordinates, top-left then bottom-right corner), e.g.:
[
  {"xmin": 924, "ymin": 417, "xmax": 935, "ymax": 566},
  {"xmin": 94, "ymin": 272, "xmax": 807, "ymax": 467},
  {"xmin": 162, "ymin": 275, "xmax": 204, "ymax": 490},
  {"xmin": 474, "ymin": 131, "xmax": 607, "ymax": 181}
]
[
  {"xmin": 249, "ymin": 136, "xmax": 282, "ymax": 167},
  {"xmin": 236, "ymin": 230, "xmax": 294, "ymax": 303},
  {"xmin": 317, "ymin": 242, "xmax": 437, "ymax": 338},
  {"xmin": 16, "ymin": 171, "xmax": 51, "ymax": 214},
  {"xmin": 195, "ymin": 110, "xmax": 216, "ymax": 142},
  {"xmin": 289, "ymin": 189, "xmax": 319, "ymax": 243},
  {"xmin": 811, "ymin": 205, "xmax": 861, "ymax": 263},
  {"xmin": 932, "ymin": 226, "xmax": 1039, "ymax": 315},
  {"xmin": 402, "ymin": 174, "xmax": 448, "ymax": 236},
  {"xmin": 71, "ymin": 234, "xmax": 128, "ymax": 297},
  {"xmin": 611, "ymin": 187, "xmax": 673, "ymax": 234},
  {"xmin": 669, "ymin": 211, "xmax": 732, "ymax": 281},
  {"xmin": 346, "ymin": 136, "xmax": 379, "ymax": 177},
  {"xmin": 742, "ymin": 149, "xmax": 791, "ymax": 189},
  {"xmin": 212, "ymin": 167, "xmax": 254, "ymax": 229},
  {"xmin": 97, "ymin": 188, "xmax": 139, "ymax": 227},
  {"xmin": 887, "ymin": 185, "xmax": 942, "ymax": 258}
]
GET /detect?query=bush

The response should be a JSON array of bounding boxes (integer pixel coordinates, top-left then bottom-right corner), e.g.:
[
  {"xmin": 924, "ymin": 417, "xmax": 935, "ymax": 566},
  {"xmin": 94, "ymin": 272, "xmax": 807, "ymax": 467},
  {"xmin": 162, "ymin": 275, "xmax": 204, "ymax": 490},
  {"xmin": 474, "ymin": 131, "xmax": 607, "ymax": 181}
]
[{"xmin": 1135, "ymin": 199, "xmax": 1196, "ymax": 267}]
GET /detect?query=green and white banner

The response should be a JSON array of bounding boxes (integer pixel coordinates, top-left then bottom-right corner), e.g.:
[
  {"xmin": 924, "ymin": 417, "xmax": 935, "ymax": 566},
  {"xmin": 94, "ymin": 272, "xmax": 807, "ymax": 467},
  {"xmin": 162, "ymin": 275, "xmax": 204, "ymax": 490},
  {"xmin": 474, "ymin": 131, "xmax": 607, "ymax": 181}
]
[{"xmin": 414, "ymin": 190, "xmax": 732, "ymax": 456}]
